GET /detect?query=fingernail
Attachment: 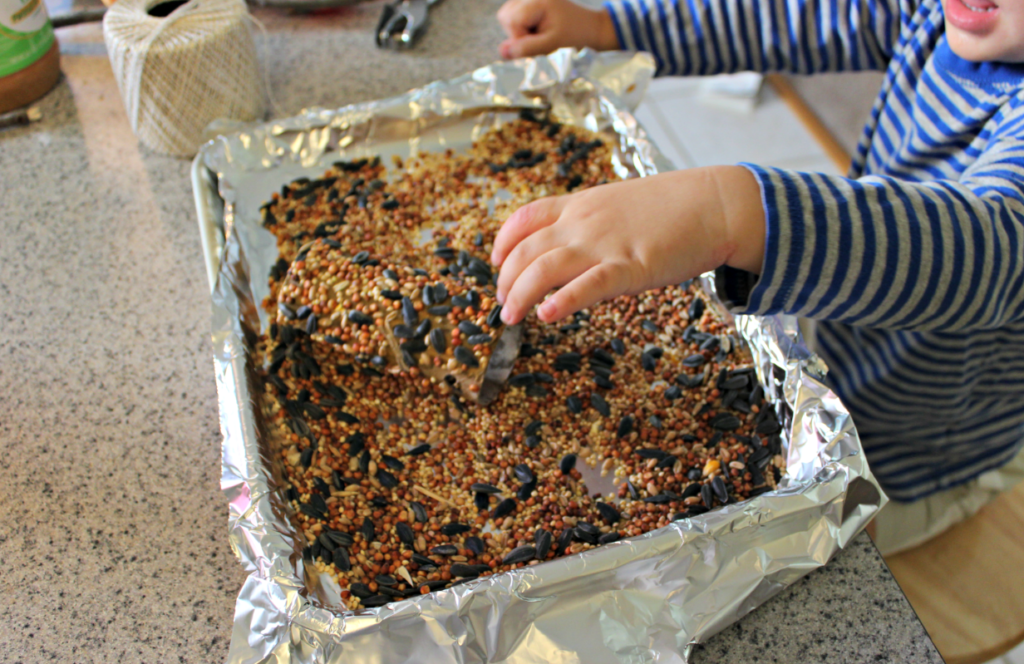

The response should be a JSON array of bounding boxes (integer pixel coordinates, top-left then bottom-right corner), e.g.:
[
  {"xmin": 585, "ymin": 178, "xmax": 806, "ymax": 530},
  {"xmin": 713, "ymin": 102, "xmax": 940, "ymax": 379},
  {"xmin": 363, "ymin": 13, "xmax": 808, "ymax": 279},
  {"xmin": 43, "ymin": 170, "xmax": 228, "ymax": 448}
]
[
  {"xmin": 500, "ymin": 306, "xmax": 514, "ymax": 325},
  {"xmin": 499, "ymin": 43, "xmax": 511, "ymax": 59},
  {"xmin": 538, "ymin": 301, "xmax": 554, "ymax": 321},
  {"xmin": 496, "ymin": 290, "xmax": 505, "ymax": 305}
]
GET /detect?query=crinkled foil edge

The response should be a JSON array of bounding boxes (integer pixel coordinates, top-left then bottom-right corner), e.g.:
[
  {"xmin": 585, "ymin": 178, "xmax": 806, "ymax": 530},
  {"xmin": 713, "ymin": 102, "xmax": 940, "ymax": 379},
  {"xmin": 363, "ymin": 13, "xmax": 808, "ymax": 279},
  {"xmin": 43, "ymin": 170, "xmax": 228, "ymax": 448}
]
[{"xmin": 197, "ymin": 48, "xmax": 887, "ymax": 664}]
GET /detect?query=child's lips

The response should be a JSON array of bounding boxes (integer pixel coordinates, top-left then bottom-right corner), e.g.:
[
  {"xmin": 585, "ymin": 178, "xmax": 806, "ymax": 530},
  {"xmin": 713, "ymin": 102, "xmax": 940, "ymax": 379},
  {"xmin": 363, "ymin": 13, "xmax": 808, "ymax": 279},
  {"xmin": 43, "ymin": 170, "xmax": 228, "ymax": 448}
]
[{"xmin": 946, "ymin": 0, "xmax": 1000, "ymax": 33}]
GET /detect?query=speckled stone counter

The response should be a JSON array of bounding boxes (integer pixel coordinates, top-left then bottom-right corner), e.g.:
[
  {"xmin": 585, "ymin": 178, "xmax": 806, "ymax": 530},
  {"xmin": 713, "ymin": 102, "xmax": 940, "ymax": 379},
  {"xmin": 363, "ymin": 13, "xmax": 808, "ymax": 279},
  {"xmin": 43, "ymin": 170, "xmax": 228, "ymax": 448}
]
[{"xmin": 0, "ymin": 2, "xmax": 944, "ymax": 662}]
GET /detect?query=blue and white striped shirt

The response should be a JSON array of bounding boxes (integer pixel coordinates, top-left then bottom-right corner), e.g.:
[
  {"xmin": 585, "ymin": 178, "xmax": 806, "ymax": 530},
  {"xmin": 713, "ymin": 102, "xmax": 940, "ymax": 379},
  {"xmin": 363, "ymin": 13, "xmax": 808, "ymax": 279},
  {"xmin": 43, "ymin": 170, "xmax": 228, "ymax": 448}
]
[{"xmin": 606, "ymin": 0, "xmax": 1024, "ymax": 500}]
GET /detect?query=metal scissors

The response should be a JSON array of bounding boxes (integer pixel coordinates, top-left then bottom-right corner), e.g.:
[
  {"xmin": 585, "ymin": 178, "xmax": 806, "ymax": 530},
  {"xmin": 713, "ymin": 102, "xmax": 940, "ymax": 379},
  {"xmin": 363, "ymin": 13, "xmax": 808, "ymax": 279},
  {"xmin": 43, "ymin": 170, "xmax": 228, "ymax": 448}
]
[{"xmin": 375, "ymin": 0, "xmax": 443, "ymax": 49}]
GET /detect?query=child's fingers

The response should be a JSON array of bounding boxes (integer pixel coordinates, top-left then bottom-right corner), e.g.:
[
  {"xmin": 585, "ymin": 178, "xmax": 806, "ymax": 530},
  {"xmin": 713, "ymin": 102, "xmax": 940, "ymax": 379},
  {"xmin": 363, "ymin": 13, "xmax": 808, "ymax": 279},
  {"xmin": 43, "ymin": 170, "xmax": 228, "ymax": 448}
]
[
  {"xmin": 502, "ymin": 32, "xmax": 561, "ymax": 58},
  {"xmin": 537, "ymin": 262, "xmax": 628, "ymax": 322},
  {"xmin": 500, "ymin": 247, "xmax": 591, "ymax": 324},
  {"xmin": 496, "ymin": 0, "xmax": 546, "ymax": 39},
  {"xmin": 495, "ymin": 227, "xmax": 554, "ymax": 304},
  {"xmin": 492, "ymin": 196, "xmax": 565, "ymax": 266}
]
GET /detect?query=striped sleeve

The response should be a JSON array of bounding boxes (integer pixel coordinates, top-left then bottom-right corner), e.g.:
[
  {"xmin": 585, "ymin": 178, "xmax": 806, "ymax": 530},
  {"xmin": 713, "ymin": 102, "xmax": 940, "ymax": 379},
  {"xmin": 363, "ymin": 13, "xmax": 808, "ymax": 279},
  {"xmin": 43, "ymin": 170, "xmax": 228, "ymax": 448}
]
[
  {"xmin": 727, "ymin": 127, "xmax": 1024, "ymax": 332},
  {"xmin": 604, "ymin": 0, "xmax": 906, "ymax": 76}
]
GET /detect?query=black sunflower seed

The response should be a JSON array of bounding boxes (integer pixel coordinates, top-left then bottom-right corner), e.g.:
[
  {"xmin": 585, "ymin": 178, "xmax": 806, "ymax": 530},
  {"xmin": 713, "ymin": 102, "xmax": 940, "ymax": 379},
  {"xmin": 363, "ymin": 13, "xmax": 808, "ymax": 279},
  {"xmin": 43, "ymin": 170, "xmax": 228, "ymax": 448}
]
[
  {"xmin": 349, "ymin": 582, "xmax": 373, "ymax": 599},
  {"xmin": 278, "ymin": 302, "xmax": 297, "ymax": 320},
  {"xmin": 429, "ymin": 328, "xmax": 447, "ymax": 353},
  {"xmin": 749, "ymin": 384, "xmax": 764, "ymax": 405},
  {"xmin": 487, "ymin": 305, "xmax": 503, "ymax": 328},
  {"xmin": 381, "ymin": 455, "xmax": 405, "ymax": 472},
  {"xmin": 465, "ymin": 536, "xmax": 485, "ymax": 556},
  {"xmin": 492, "ymin": 498, "xmax": 516, "ymax": 519},
  {"xmin": 643, "ymin": 492, "xmax": 674, "ymax": 504},
  {"xmin": 700, "ymin": 336, "xmax": 720, "ymax": 352},
  {"xmin": 591, "ymin": 348, "xmax": 616, "ymax": 367},
  {"xmin": 711, "ymin": 475, "xmax": 729, "ymax": 502},
  {"xmin": 357, "ymin": 449, "xmax": 371, "ymax": 473},
  {"xmin": 300, "ymin": 447, "xmax": 315, "ymax": 468},
  {"xmin": 524, "ymin": 420, "xmax": 544, "ymax": 436},
  {"xmin": 688, "ymin": 468, "xmax": 703, "ymax": 481},
  {"xmin": 609, "ymin": 338, "xmax": 626, "ymax": 355},
  {"xmin": 401, "ymin": 297, "xmax": 418, "ymax": 327},
  {"xmin": 454, "ymin": 346, "xmax": 479, "ymax": 368},
  {"xmin": 471, "ymin": 482, "xmax": 501, "ymax": 495},
  {"xmin": 756, "ymin": 417, "xmax": 781, "ymax": 435},
  {"xmin": 535, "ymin": 529, "xmax": 552, "ymax": 559},
  {"xmin": 502, "ymin": 545, "xmax": 536, "ymax": 566},
  {"xmin": 299, "ymin": 502, "xmax": 323, "ymax": 520},
  {"xmin": 450, "ymin": 563, "xmax": 490, "ymax": 578},
  {"xmin": 648, "ymin": 415, "xmax": 663, "ymax": 429},
  {"xmin": 559, "ymin": 454, "xmax": 577, "ymax": 474},
  {"xmin": 556, "ymin": 528, "xmax": 574, "ymax": 555},
  {"xmin": 413, "ymin": 319, "xmax": 431, "ymax": 337},
  {"xmin": 375, "ymin": 574, "xmax": 397, "ymax": 587},
  {"xmin": 332, "ymin": 546, "xmax": 352, "ymax": 571},
  {"xmin": 640, "ymin": 319, "xmax": 659, "ymax": 333},
  {"xmin": 626, "ymin": 479, "xmax": 640, "ymax": 500},
  {"xmin": 641, "ymin": 352, "xmax": 658, "ymax": 372},
  {"xmin": 406, "ymin": 443, "xmax": 431, "ymax": 456},
  {"xmin": 689, "ymin": 297, "xmax": 705, "ymax": 320},
  {"xmin": 598, "ymin": 532, "xmax": 621, "ymax": 545},
  {"xmin": 451, "ymin": 295, "xmax": 470, "ymax": 308},
  {"xmin": 360, "ymin": 518, "xmax": 375, "ymax": 542},
  {"xmin": 590, "ymin": 393, "xmax": 610, "ymax": 417},
  {"xmin": 701, "ymin": 483, "xmax": 715, "ymax": 509},
  {"xmin": 393, "ymin": 324, "xmax": 414, "ymax": 339},
  {"xmin": 664, "ymin": 385, "xmax": 682, "ymax": 400},
  {"xmin": 509, "ymin": 373, "xmax": 535, "ymax": 388},
  {"xmin": 617, "ymin": 415, "xmax": 634, "ymax": 438},
  {"xmin": 441, "ymin": 523, "xmax": 471, "ymax": 536},
  {"xmin": 348, "ymin": 311, "xmax": 374, "ymax": 326},
  {"xmin": 313, "ymin": 476, "xmax": 331, "ymax": 495},
  {"xmin": 682, "ymin": 354, "xmax": 705, "ymax": 368},
  {"xmin": 377, "ymin": 469, "xmax": 398, "ymax": 489},
  {"xmin": 591, "ymin": 365, "xmax": 612, "ymax": 380},
  {"xmin": 712, "ymin": 415, "xmax": 742, "ymax": 431},
  {"xmin": 318, "ymin": 532, "xmax": 338, "ymax": 553},
  {"xmin": 466, "ymin": 334, "xmax": 492, "ymax": 346},
  {"xmin": 525, "ymin": 385, "xmax": 548, "ymax": 398},
  {"xmin": 377, "ymin": 586, "xmax": 405, "ymax": 598},
  {"xmin": 361, "ymin": 595, "xmax": 391, "ymax": 608},
  {"xmin": 656, "ymin": 455, "xmax": 678, "ymax": 469},
  {"xmin": 346, "ymin": 432, "xmax": 366, "ymax": 456},
  {"xmin": 566, "ymin": 395, "xmax": 582, "ymax": 414},
  {"xmin": 517, "ymin": 480, "xmax": 537, "ymax": 500},
  {"xmin": 432, "ymin": 283, "xmax": 448, "ymax": 303},
  {"xmin": 636, "ymin": 448, "xmax": 667, "ymax": 460},
  {"xmin": 594, "ymin": 375, "xmax": 615, "ymax": 389},
  {"xmin": 514, "ymin": 464, "xmax": 535, "ymax": 484},
  {"xmin": 719, "ymin": 375, "xmax": 749, "ymax": 391},
  {"xmin": 431, "ymin": 544, "xmax": 459, "ymax": 556},
  {"xmin": 412, "ymin": 553, "xmax": 436, "ymax": 568},
  {"xmin": 394, "ymin": 521, "xmax": 415, "ymax": 547},
  {"xmin": 457, "ymin": 321, "xmax": 482, "ymax": 336},
  {"xmin": 596, "ymin": 502, "xmax": 621, "ymax": 524},
  {"xmin": 681, "ymin": 483, "xmax": 702, "ymax": 500},
  {"xmin": 573, "ymin": 524, "xmax": 599, "ymax": 544}
]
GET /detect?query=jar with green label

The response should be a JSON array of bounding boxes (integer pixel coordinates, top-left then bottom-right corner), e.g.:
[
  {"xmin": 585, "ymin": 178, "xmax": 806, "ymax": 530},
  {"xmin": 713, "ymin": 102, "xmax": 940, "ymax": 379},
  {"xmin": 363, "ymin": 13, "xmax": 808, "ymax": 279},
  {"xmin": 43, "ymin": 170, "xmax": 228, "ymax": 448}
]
[{"xmin": 0, "ymin": 0, "xmax": 60, "ymax": 114}]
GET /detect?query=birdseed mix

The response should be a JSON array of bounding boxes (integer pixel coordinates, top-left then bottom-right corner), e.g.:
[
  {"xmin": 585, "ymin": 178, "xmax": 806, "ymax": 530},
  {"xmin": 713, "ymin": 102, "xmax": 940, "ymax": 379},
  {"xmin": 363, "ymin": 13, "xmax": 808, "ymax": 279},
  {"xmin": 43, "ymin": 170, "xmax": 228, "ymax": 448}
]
[{"xmin": 255, "ymin": 112, "xmax": 785, "ymax": 611}]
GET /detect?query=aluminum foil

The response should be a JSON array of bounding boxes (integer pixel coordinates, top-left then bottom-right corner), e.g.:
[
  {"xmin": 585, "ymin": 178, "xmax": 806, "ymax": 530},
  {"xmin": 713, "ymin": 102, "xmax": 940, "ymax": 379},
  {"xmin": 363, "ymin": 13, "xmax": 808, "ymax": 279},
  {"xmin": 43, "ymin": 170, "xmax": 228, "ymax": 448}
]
[{"xmin": 194, "ymin": 48, "xmax": 887, "ymax": 664}]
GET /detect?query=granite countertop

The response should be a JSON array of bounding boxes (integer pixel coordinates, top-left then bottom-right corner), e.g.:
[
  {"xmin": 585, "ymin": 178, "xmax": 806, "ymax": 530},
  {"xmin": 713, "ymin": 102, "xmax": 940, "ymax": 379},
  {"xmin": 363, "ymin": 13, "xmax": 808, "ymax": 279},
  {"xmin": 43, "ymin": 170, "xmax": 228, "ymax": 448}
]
[{"xmin": 0, "ymin": 1, "xmax": 943, "ymax": 662}]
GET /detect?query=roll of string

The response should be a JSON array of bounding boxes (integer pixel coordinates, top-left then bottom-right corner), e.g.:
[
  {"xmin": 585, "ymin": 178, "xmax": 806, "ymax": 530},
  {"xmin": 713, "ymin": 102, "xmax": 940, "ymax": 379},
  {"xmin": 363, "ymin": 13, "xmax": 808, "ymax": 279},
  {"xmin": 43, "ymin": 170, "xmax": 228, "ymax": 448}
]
[{"xmin": 103, "ymin": 0, "xmax": 265, "ymax": 157}]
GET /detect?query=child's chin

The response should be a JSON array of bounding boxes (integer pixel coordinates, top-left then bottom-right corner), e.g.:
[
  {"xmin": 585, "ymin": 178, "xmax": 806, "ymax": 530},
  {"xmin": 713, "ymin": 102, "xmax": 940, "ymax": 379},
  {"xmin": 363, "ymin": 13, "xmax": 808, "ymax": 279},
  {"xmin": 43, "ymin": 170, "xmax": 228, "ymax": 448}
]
[{"xmin": 946, "ymin": 27, "xmax": 1024, "ymax": 62}]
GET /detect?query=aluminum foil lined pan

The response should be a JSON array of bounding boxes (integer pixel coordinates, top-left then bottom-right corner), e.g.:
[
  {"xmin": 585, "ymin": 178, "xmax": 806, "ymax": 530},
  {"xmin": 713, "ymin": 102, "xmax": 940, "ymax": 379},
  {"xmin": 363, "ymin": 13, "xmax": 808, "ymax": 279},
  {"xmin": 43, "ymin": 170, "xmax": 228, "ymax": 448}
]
[{"xmin": 192, "ymin": 48, "xmax": 886, "ymax": 664}]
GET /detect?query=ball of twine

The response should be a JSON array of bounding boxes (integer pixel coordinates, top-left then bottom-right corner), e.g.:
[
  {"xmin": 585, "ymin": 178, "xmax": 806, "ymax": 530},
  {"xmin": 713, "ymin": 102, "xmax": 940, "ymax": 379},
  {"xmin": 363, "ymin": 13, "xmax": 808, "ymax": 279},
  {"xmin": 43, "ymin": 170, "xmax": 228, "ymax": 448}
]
[{"xmin": 103, "ymin": 0, "xmax": 265, "ymax": 157}]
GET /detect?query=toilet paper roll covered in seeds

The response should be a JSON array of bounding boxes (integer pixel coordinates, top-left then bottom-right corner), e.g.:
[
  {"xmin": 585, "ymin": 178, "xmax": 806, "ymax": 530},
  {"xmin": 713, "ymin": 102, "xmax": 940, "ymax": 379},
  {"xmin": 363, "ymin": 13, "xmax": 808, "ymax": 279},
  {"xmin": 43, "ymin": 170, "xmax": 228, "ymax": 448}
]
[{"xmin": 103, "ymin": 0, "xmax": 264, "ymax": 157}]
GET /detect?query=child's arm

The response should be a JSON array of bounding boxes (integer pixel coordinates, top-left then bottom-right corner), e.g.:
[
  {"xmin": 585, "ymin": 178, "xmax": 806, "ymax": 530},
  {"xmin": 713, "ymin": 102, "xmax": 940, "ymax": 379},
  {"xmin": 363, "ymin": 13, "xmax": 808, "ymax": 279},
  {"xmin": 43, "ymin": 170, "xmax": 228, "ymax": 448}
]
[
  {"xmin": 498, "ymin": 0, "xmax": 907, "ymax": 76},
  {"xmin": 494, "ymin": 130, "xmax": 1024, "ymax": 332}
]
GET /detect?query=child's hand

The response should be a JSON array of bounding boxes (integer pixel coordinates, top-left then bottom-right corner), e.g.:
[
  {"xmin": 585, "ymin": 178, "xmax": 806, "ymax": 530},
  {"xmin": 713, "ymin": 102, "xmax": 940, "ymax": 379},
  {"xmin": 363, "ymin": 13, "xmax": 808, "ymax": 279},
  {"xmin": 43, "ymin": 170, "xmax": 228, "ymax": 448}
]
[
  {"xmin": 497, "ymin": 0, "xmax": 620, "ymax": 60},
  {"xmin": 491, "ymin": 166, "xmax": 766, "ymax": 325}
]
